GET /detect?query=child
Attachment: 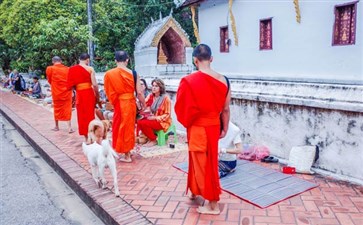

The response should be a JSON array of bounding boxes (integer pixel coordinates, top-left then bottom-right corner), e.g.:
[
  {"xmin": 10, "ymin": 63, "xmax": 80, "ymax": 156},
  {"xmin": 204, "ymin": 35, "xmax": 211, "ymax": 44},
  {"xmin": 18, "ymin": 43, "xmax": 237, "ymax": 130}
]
[{"xmin": 218, "ymin": 121, "xmax": 242, "ymax": 178}]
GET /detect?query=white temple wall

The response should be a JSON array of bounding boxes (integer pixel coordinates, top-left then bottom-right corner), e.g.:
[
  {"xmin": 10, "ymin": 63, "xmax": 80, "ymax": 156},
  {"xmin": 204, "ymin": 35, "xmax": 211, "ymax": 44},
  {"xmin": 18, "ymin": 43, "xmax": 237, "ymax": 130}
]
[
  {"xmin": 198, "ymin": 0, "xmax": 362, "ymax": 83},
  {"xmin": 134, "ymin": 47, "xmax": 159, "ymax": 77}
]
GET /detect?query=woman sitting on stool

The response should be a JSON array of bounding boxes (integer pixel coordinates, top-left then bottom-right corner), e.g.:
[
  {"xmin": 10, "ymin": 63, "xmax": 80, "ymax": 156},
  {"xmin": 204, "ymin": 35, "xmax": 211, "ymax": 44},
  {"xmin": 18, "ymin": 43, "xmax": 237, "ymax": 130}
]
[{"xmin": 137, "ymin": 78, "xmax": 172, "ymax": 147}]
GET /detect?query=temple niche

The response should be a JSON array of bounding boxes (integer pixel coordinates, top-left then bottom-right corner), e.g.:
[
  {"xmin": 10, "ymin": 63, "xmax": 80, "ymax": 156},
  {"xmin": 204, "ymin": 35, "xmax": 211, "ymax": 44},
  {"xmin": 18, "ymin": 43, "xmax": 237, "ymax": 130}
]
[{"xmin": 134, "ymin": 14, "xmax": 193, "ymax": 77}]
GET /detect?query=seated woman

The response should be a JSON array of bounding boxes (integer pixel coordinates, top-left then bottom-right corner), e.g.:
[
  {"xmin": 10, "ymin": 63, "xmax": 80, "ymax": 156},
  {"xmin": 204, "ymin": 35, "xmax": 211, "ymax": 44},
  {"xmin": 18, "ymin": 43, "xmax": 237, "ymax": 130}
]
[{"xmin": 137, "ymin": 78, "xmax": 172, "ymax": 147}]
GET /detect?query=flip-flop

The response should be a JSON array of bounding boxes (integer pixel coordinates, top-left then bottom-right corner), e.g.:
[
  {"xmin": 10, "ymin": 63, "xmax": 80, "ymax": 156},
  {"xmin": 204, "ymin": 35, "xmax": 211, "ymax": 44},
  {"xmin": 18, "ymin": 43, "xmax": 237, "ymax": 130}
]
[
  {"xmin": 262, "ymin": 156, "xmax": 279, "ymax": 163},
  {"xmin": 196, "ymin": 206, "xmax": 220, "ymax": 215},
  {"xmin": 68, "ymin": 130, "xmax": 75, "ymax": 134},
  {"xmin": 51, "ymin": 128, "xmax": 59, "ymax": 131}
]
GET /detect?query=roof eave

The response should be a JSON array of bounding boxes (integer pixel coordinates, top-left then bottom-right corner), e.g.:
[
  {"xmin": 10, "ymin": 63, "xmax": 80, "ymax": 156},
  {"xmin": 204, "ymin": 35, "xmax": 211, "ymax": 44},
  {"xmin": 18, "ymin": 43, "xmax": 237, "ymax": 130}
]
[{"xmin": 179, "ymin": 0, "xmax": 204, "ymax": 8}]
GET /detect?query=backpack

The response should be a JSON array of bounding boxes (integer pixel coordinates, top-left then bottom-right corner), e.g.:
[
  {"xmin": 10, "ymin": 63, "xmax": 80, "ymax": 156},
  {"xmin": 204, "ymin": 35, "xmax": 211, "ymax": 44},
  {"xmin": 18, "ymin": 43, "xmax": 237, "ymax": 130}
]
[{"xmin": 20, "ymin": 75, "xmax": 26, "ymax": 90}]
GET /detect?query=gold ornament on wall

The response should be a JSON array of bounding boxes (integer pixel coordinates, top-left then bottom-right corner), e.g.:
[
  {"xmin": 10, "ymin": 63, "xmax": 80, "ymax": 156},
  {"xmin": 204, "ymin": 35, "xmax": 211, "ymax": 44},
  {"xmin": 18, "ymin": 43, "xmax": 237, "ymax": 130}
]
[
  {"xmin": 294, "ymin": 0, "xmax": 301, "ymax": 23},
  {"xmin": 190, "ymin": 5, "xmax": 201, "ymax": 44},
  {"xmin": 229, "ymin": 0, "xmax": 238, "ymax": 46}
]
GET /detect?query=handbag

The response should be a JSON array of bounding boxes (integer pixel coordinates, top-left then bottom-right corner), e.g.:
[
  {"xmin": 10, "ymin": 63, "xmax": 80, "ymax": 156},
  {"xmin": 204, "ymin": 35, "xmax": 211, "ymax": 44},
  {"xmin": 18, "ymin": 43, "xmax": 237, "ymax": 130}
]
[
  {"xmin": 220, "ymin": 75, "xmax": 230, "ymax": 133},
  {"xmin": 132, "ymin": 70, "xmax": 142, "ymax": 117}
]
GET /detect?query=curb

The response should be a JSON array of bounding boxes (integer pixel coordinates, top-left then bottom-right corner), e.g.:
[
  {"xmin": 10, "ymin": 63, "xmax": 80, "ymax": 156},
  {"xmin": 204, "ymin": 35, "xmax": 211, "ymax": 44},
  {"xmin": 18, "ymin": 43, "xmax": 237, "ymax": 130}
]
[{"xmin": 0, "ymin": 103, "xmax": 152, "ymax": 225}]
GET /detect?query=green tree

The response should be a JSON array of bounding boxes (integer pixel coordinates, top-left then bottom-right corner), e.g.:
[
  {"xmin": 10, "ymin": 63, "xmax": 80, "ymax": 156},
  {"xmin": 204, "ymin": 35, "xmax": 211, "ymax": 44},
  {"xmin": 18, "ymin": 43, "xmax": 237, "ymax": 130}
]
[
  {"xmin": 0, "ymin": 0, "xmax": 196, "ymax": 73},
  {"xmin": 0, "ymin": 0, "xmax": 88, "ymax": 71}
]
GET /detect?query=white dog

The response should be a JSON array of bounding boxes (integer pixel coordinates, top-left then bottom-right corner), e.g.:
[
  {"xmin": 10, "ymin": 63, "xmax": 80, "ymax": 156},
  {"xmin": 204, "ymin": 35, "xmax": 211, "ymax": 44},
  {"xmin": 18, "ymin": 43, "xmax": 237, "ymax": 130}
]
[
  {"xmin": 82, "ymin": 140, "xmax": 120, "ymax": 197},
  {"xmin": 87, "ymin": 120, "xmax": 105, "ymax": 145}
]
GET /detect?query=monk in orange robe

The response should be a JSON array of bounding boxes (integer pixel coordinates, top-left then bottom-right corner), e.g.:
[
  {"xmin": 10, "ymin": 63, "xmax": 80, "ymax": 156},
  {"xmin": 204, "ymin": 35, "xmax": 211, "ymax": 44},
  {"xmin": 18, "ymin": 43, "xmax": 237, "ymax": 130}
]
[
  {"xmin": 67, "ymin": 53, "xmax": 100, "ymax": 140},
  {"xmin": 104, "ymin": 50, "xmax": 146, "ymax": 162},
  {"xmin": 175, "ymin": 44, "xmax": 231, "ymax": 215},
  {"xmin": 45, "ymin": 56, "xmax": 74, "ymax": 133}
]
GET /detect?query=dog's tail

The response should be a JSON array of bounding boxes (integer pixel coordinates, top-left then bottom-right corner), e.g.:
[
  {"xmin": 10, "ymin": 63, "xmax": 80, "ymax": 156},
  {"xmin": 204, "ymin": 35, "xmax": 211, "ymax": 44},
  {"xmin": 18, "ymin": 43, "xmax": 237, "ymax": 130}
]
[{"xmin": 101, "ymin": 140, "xmax": 119, "ymax": 159}]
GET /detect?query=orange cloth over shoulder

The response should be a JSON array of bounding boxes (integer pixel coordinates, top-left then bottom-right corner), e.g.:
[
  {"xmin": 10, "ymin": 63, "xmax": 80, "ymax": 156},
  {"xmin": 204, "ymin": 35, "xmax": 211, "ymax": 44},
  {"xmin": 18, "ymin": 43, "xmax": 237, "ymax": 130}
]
[
  {"xmin": 67, "ymin": 65, "xmax": 95, "ymax": 136},
  {"xmin": 145, "ymin": 94, "xmax": 172, "ymax": 132},
  {"xmin": 104, "ymin": 68, "xmax": 136, "ymax": 153},
  {"xmin": 175, "ymin": 71, "xmax": 228, "ymax": 201},
  {"xmin": 45, "ymin": 64, "xmax": 72, "ymax": 121}
]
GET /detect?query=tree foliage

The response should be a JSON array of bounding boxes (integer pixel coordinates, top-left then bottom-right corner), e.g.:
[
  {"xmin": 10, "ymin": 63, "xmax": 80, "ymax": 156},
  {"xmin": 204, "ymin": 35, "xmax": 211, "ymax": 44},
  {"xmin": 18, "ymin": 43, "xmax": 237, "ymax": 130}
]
[{"xmin": 0, "ymin": 0, "xmax": 195, "ymax": 72}]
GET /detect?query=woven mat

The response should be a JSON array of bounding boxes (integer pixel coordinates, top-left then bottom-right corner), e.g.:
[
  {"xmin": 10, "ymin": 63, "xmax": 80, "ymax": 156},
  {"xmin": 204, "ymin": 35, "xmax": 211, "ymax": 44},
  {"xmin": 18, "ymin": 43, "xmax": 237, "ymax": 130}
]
[
  {"xmin": 135, "ymin": 143, "xmax": 187, "ymax": 158},
  {"xmin": 174, "ymin": 160, "xmax": 318, "ymax": 208}
]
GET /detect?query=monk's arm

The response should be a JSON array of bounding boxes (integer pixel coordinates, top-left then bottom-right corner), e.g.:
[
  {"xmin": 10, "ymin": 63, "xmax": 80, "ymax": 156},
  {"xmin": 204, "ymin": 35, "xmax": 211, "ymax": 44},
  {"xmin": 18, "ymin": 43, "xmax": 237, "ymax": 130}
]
[
  {"xmin": 90, "ymin": 67, "xmax": 101, "ymax": 105},
  {"xmin": 220, "ymin": 89, "xmax": 231, "ymax": 138},
  {"xmin": 136, "ymin": 74, "xmax": 146, "ymax": 110},
  {"xmin": 45, "ymin": 67, "xmax": 52, "ymax": 84}
]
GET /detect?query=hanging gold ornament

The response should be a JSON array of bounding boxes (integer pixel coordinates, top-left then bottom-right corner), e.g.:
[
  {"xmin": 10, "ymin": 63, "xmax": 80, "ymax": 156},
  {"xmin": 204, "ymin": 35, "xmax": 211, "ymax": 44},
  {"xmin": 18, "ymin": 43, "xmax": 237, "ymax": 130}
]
[
  {"xmin": 190, "ymin": 5, "xmax": 201, "ymax": 44},
  {"xmin": 294, "ymin": 0, "xmax": 301, "ymax": 23},
  {"xmin": 228, "ymin": 0, "xmax": 238, "ymax": 46}
]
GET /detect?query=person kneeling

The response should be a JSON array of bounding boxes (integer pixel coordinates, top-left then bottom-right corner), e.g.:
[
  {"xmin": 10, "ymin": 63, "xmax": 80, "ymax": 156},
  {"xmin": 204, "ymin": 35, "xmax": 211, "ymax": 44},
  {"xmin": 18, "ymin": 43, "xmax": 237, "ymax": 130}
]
[
  {"xmin": 218, "ymin": 121, "xmax": 243, "ymax": 178},
  {"xmin": 137, "ymin": 78, "xmax": 172, "ymax": 147}
]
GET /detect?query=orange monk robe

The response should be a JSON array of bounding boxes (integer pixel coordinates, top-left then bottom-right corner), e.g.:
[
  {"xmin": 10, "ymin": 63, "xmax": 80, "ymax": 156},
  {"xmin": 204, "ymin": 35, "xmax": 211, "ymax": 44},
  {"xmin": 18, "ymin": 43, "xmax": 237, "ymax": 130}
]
[
  {"xmin": 104, "ymin": 68, "xmax": 136, "ymax": 153},
  {"xmin": 174, "ymin": 71, "xmax": 227, "ymax": 201},
  {"xmin": 46, "ymin": 64, "xmax": 72, "ymax": 121},
  {"xmin": 67, "ymin": 65, "xmax": 95, "ymax": 136}
]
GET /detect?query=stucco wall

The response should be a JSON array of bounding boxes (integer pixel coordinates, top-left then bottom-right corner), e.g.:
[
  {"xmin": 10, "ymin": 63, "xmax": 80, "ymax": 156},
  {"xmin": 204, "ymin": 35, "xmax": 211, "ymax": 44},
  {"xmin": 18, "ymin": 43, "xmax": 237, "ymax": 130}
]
[
  {"xmin": 198, "ymin": 0, "xmax": 362, "ymax": 83},
  {"xmin": 160, "ymin": 77, "xmax": 363, "ymax": 182},
  {"xmin": 229, "ymin": 99, "xmax": 363, "ymax": 181}
]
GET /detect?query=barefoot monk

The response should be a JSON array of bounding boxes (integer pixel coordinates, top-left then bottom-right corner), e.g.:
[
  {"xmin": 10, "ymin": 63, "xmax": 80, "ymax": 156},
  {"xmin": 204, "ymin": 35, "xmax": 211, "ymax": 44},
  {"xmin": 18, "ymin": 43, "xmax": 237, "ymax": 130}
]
[
  {"xmin": 46, "ymin": 56, "xmax": 74, "ymax": 133},
  {"xmin": 175, "ymin": 44, "xmax": 231, "ymax": 215},
  {"xmin": 67, "ymin": 53, "xmax": 100, "ymax": 141},
  {"xmin": 104, "ymin": 50, "xmax": 146, "ymax": 162}
]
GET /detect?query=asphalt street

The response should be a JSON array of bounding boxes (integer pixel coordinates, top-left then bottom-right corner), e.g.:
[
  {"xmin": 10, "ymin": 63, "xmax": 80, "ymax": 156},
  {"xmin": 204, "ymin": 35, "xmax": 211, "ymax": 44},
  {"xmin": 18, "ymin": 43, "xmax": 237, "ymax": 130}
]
[{"xmin": 0, "ymin": 114, "xmax": 104, "ymax": 225}]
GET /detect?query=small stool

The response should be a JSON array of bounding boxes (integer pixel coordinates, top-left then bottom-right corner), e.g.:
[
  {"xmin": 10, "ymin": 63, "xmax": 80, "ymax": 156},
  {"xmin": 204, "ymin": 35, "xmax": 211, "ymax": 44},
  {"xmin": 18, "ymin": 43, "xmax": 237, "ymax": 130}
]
[{"xmin": 156, "ymin": 124, "xmax": 178, "ymax": 146}]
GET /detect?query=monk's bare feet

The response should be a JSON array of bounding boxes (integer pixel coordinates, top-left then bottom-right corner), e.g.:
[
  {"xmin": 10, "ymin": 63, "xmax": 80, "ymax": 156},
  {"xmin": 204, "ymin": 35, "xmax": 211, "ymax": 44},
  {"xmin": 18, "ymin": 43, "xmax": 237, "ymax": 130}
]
[
  {"xmin": 51, "ymin": 127, "xmax": 59, "ymax": 131},
  {"xmin": 68, "ymin": 129, "xmax": 75, "ymax": 134},
  {"xmin": 120, "ymin": 153, "xmax": 132, "ymax": 163},
  {"xmin": 197, "ymin": 205, "xmax": 220, "ymax": 215},
  {"xmin": 189, "ymin": 193, "xmax": 196, "ymax": 200},
  {"xmin": 119, "ymin": 157, "xmax": 132, "ymax": 163},
  {"xmin": 144, "ymin": 140, "xmax": 157, "ymax": 147}
]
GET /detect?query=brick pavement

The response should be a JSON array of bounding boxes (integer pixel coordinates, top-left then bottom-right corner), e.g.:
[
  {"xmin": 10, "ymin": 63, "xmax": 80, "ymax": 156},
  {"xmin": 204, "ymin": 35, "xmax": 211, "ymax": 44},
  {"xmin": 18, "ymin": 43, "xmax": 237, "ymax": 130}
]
[{"xmin": 1, "ymin": 90, "xmax": 363, "ymax": 225}]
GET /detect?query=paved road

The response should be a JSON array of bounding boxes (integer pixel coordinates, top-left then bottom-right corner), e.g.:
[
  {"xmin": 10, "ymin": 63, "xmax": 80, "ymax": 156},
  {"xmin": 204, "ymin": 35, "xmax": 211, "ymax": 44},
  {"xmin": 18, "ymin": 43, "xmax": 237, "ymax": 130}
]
[{"xmin": 0, "ymin": 114, "xmax": 104, "ymax": 225}]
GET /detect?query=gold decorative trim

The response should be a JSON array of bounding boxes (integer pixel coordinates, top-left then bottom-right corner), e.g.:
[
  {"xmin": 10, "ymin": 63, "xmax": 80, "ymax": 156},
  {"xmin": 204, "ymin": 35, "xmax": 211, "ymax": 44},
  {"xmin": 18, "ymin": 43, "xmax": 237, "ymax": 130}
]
[
  {"xmin": 191, "ymin": 5, "xmax": 201, "ymax": 44},
  {"xmin": 294, "ymin": 0, "xmax": 301, "ymax": 23},
  {"xmin": 151, "ymin": 18, "xmax": 192, "ymax": 47},
  {"xmin": 229, "ymin": 0, "xmax": 238, "ymax": 46}
]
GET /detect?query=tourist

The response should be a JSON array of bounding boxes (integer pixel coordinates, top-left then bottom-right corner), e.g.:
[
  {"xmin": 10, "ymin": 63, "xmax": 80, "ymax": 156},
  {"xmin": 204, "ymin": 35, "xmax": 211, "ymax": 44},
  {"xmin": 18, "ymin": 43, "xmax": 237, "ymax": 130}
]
[{"xmin": 137, "ymin": 78, "xmax": 172, "ymax": 147}]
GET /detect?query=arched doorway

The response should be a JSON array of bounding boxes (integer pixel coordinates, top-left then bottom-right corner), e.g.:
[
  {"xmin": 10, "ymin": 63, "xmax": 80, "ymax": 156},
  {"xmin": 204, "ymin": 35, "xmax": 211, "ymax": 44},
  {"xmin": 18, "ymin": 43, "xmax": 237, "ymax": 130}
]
[{"xmin": 157, "ymin": 28, "xmax": 185, "ymax": 64}]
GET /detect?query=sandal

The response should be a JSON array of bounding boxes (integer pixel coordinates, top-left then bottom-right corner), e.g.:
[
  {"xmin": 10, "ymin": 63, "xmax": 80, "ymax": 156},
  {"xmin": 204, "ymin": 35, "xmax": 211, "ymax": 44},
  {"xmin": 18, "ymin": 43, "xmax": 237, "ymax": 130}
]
[{"xmin": 261, "ymin": 156, "xmax": 279, "ymax": 163}]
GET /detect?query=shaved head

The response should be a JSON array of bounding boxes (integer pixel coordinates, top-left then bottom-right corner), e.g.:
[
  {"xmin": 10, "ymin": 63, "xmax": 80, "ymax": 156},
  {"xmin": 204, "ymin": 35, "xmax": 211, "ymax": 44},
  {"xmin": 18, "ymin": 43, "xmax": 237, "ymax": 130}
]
[{"xmin": 52, "ymin": 56, "xmax": 62, "ymax": 63}]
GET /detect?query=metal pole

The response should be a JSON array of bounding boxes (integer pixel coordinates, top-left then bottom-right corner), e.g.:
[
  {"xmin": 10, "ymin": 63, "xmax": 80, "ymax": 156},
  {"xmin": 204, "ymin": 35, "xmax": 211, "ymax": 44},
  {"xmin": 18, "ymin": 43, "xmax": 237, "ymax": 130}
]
[{"xmin": 87, "ymin": 0, "xmax": 94, "ymax": 66}]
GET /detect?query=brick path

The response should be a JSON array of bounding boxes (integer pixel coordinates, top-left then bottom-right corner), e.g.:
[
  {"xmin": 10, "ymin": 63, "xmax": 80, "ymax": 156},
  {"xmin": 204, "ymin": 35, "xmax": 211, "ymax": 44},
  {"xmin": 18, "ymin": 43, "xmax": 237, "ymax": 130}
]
[{"xmin": 1, "ymin": 90, "xmax": 363, "ymax": 225}]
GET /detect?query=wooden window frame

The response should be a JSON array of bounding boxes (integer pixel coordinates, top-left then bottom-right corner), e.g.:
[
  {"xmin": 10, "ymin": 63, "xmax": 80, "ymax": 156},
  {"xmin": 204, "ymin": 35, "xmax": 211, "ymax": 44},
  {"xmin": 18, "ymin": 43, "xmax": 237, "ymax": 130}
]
[
  {"xmin": 220, "ymin": 26, "xmax": 229, "ymax": 53},
  {"xmin": 332, "ymin": 1, "xmax": 358, "ymax": 46},
  {"xmin": 260, "ymin": 18, "xmax": 273, "ymax": 50}
]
